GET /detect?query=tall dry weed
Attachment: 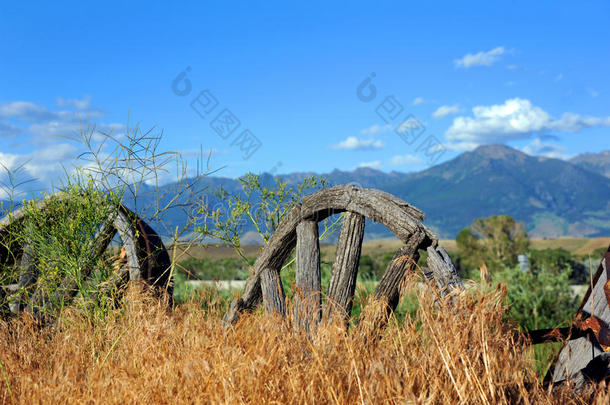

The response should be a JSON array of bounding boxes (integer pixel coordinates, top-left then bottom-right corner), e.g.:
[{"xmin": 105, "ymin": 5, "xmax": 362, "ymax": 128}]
[{"xmin": 0, "ymin": 283, "xmax": 607, "ymax": 404}]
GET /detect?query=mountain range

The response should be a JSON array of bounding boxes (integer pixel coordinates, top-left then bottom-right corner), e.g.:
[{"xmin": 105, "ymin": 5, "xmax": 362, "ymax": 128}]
[
  {"xmin": 142, "ymin": 144, "xmax": 610, "ymax": 240},
  {"xmin": 4, "ymin": 144, "xmax": 609, "ymax": 240},
  {"xmin": 570, "ymin": 151, "xmax": 610, "ymax": 179}
]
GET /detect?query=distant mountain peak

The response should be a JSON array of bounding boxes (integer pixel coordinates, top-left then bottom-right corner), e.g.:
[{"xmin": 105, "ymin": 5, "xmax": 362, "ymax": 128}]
[
  {"xmin": 572, "ymin": 150, "xmax": 610, "ymax": 160},
  {"xmin": 472, "ymin": 144, "xmax": 526, "ymax": 159},
  {"xmin": 571, "ymin": 150, "xmax": 610, "ymax": 178},
  {"xmin": 353, "ymin": 166, "xmax": 383, "ymax": 175}
]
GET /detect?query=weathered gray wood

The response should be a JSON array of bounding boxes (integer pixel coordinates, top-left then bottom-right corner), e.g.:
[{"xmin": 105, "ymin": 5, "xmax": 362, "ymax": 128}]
[
  {"xmin": 325, "ymin": 212, "xmax": 365, "ymax": 322},
  {"xmin": 426, "ymin": 245, "xmax": 464, "ymax": 298},
  {"xmin": 373, "ymin": 230, "xmax": 426, "ymax": 311},
  {"xmin": 355, "ymin": 231, "xmax": 427, "ymax": 340},
  {"xmin": 8, "ymin": 243, "xmax": 37, "ymax": 313},
  {"xmin": 223, "ymin": 204, "xmax": 302, "ymax": 324},
  {"xmin": 224, "ymin": 185, "xmax": 438, "ymax": 325},
  {"xmin": 299, "ymin": 185, "xmax": 433, "ymax": 243},
  {"xmin": 564, "ymin": 353, "xmax": 610, "ymax": 390},
  {"xmin": 113, "ymin": 210, "xmax": 142, "ymax": 282},
  {"xmin": 549, "ymin": 250, "xmax": 610, "ymax": 386},
  {"xmin": 294, "ymin": 220, "xmax": 321, "ymax": 332},
  {"xmin": 261, "ymin": 267, "xmax": 286, "ymax": 317}
]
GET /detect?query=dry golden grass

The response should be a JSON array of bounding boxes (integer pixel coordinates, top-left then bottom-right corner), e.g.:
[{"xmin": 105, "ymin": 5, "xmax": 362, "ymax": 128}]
[
  {"xmin": 171, "ymin": 237, "xmax": 610, "ymax": 264},
  {"xmin": 0, "ymin": 284, "xmax": 608, "ymax": 404}
]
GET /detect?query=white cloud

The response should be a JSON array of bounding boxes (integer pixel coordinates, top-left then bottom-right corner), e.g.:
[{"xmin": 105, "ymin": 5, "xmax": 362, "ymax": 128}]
[
  {"xmin": 357, "ymin": 160, "xmax": 382, "ymax": 169},
  {"xmin": 454, "ymin": 46, "xmax": 505, "ymax": 68},
  {"xmin": 360, "ymin": 124, "xmax": 391, "ymax": 135},
  {"xmin": 445, "ymin": 98, "xmax": 610, "ymax": 150},
  {"xmin": 0, "ymin": 98, "xmax": 119, "ymax": 147},
  {"xmin": 522, "ymin": 138, "xmax": 571, "ymax": 160},
  {"xmin": 555, "ymin": 74, "xmax": 563, "ymax": 82},
  {"xmin": 432, "ymin": 104, "xmax": 460, "ymax": 119},
  {"xmin": 57, "ymin": 95, "xmax": 91, "ymax": 110},
  {"xmin": 23, "ymin": 143, "xmax": 79, "ymax": 180},
  {"xmin": 0, "ymin": 151, "xmax": 19, "ymax": 171},
  {"xmin": 0, "ymin": 97, "xmax": 131, "ymax": 197},
  {"xmin": 0, "ymin": 101, "xmax": 57, "ymax": 122},
  {"xmin": 29, "ymin": 121, "xmax": 84, "ymax": 140},
  {"xmin": 412, "ymin": 97, "xmax": 425, "ymax": 106},
  {"xmin": 333, "ymin": 136, "xmax": 385, "ymax": 150},
  {"xmin": 507, "ymin": 64, "xmax": 523, "ymax": 70},
  {"xmin": 390, "ymin": 154, "xmax": 422, "ymax": 166},
  {"xmin": 0, "ymin": 144, "xmax": 81, "ymax": 199}
]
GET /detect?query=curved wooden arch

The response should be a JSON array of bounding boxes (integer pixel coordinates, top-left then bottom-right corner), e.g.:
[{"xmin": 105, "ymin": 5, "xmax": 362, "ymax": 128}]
[
  {"xmin": 224, "ymin": 185, "xmax": 463, "ymax": 326},
  {"xmin": 0, "ymin": 193, "xmax": 171, "ymax": 319}
]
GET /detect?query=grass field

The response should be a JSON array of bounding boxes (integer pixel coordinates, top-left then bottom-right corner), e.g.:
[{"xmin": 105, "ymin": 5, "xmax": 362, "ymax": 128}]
[
  {"xmin": 170, "ymin": 236, "xmax": 610, "ymax": 262},
  {"xmin": 1, "ymin": 284, "xmax": 609, "ymax": 403},
  {"xmin": 2, "ymin": 232, "xmax": 609, "ymax": 403}
]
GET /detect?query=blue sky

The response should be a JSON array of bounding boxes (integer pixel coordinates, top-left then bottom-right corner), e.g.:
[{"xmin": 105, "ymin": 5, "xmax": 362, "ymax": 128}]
[{"xmin": 0, "ymin": 0, "xmax": 609, "ymax": 194}]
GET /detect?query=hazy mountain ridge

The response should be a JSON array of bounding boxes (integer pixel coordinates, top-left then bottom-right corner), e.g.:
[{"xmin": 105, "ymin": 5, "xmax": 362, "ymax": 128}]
[
  {"xmin": 571, "ymin": 150, "xmax": 610, "ymax": 179},
  {"xmin": 4, "ymin": 145, "xmax": 609, "ymax": 240},
  {"xmin": 143, "ymin": 144, "xmax": 610, "ymax": 240},
  {"xmin": 381, "ymin": 145, "xmax": 610, "ymax": 238}
]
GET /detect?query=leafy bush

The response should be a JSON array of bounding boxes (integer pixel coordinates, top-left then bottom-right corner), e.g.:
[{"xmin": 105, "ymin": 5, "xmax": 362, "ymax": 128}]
[
  {"xmin": 196, "ymin": 173, "xmax": 328, "ymax": 263},
  {"xmin": 493, "ymin": 265, "xmax": 578, "ymax": 331},
  {"xmin": 1, "ymin": 180, "xmax": 124, "ymax": 322},
  {"xmin": 0, "ymin": 124, "xmax": 202, "ymax": 323},
  {"xmin": 529, "ymin": 248, "xmax": 588, "ymax": 284}
]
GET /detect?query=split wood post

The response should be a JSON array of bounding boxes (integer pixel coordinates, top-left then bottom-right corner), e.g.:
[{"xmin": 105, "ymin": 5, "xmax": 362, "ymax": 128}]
[
  {"xmin": 294, "ymin": 220, "xmax": 321, "ymax": 332},
  {"xmin": 325, "ymin": 212, "xmax": 365, "ymax": 323}
]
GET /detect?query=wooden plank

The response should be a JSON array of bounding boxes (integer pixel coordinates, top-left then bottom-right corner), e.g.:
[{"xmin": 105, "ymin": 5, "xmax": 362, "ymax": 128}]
[
  {"xmin": 373, "ymin": 231, "xmax": 426, "ymax": 311},
  {"xmin": 549, "ymin": 250, "xmax": 610, "ymax": 385},
  {"xmin": 299, "ymin": 185, "xmax": 433, "ymax": 243},
  {"xmin": 113, "ymin": 210, "xmax": 142, "ymax": 282},
  {"xmin": 356, "ymin": 232, "xmax": 427, "ymax": 339},
  {"xmin": 8, "ymin": 243, "xmax": 37, "ymax": 313},
  {"xmin": 294, "ymin": 220, "xmax": 321, "ymax": 332},
  {"xmin": 223, "ymin": 204, "xmax": 301, "ymax": 324},
  {"xmin": 325, "ymin": 212, "xmax": 365, "ymax": 322},
  {"xmin": 426, "ymin": 245, "xmax": 464, "ymax": 298},
  {"xmin": 261, "ymin": 267, "xmax": 286, "ymax": 317}
]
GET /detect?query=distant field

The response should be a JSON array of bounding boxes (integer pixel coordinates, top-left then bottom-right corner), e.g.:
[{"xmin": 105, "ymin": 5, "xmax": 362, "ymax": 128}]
[
  {"xmin": 529, "ymin": 237, "xmax": 610, "ymax": 255},
  {"xmin": 169, "ymin": 236, "xmax": 610, "ymax": 261},
  {"xmin": 168, "ymin": 243, "xmax": 264, "ymax": 261}
]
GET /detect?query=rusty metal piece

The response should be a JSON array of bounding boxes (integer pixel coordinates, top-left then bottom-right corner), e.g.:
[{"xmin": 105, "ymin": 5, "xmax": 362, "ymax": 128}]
[
  {"xmin": 537, "ymin": 245, "xmax": 610, "ymax": 388},
  {"xmin": 527, "ymin": 327, "xmax": 572, "ymax": 344},
  {"xmin": 576, "ymin": 313, "xmax": 610, "ymax": 351}
]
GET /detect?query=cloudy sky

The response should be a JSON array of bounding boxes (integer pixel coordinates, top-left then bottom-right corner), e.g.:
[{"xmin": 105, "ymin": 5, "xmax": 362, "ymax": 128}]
[{"xmin": 1, "ymin": 0, "xmax": 609, "ymax": 195}]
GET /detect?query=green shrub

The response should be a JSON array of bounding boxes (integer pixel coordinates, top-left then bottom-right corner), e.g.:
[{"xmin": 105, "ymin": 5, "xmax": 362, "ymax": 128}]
[
  {"xmin": 3, "ymin": 180, "xmax": 123, "ymax": 322},
  {"xmin": 529, "ymin": 248, "xmax": 587, "ymax": 284},
  {"xmin": 493, "ymin": 265, "xmax": 578, "ymax": 331}
]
